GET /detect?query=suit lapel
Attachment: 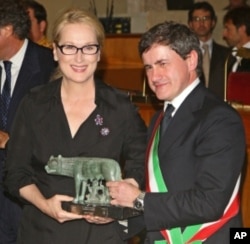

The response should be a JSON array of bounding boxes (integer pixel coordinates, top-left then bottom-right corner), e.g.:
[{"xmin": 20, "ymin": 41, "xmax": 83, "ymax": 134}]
[
  {"xmin": 7, "ymin": 41, "xmax": 41, "ymax": 130},
  {"xmin": 12, "ymin": 42, "xmax": 40, "ymax": 99},
  {"xmin": 158, "ymin": 84, "xmax": 204, "ymax": 154}
]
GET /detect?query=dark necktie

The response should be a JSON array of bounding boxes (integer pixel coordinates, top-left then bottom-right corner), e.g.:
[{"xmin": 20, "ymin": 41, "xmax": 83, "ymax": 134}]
[
  {"xmin": 160, "ymin": 104, "xmax": 174, "ymax": 137},
  {"xmin": 0, "ymin": 61, "xmax": 12, "ymax": 129}
]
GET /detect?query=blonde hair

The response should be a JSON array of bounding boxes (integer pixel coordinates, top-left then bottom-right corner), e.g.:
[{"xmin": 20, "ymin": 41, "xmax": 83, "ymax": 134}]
[
  {"xmin": 52, "ymin": 8, "xmax": 105, "ymax": 48},
  {"xmin": 51, "ymin": 8, "xmax": 105, "ymax": 80}
]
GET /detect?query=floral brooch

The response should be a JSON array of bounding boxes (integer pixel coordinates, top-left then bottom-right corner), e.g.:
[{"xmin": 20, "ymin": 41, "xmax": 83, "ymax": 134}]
[{"xmin": 94, "ymin": 114, "xmax": 110, "ymax": 136}]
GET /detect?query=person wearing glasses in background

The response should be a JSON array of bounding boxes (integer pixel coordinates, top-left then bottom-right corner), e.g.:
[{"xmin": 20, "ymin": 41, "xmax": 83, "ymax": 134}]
[
  {"xmin": 4, "ymin": 8, "xmax": 147, "ymax": 244},
  {"xmin": 188, "ymin": 1, "xmax": 230, "ymax": 100}
]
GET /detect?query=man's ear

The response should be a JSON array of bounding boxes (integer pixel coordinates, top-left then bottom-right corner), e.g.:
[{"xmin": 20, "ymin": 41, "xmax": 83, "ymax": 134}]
[
  {"xmin": 211, "ymin": 19, "xmax": 216, "ymax": 30},
  {"xmin": 187, "ymin": 50, "xmax": 198, "ymax": 72},
  {"xmin": 238, "ymin": 24, "xmax": 246, "ymax": 37},
  {"xmin": 1, "ymin": 25, "xmax": 14, "ymax": 37},
  {"xmin": 39, "ymin": 20, "xmax": 47, "ymax": 34}
]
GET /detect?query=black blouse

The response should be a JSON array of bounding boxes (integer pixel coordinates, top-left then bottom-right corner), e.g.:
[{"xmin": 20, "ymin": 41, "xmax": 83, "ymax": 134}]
[{"xmin": 4, "ymin": 78, "xmax": 147, "ymax": 244}]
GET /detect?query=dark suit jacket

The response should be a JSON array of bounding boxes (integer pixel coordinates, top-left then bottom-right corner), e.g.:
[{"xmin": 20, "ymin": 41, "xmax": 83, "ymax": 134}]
[
  {"xmin": 200, "ymin": 41, "xmax": 230, "ymax": 100},
  {"xmin": 0, "ymin": 39, "xmax": 56, "ymax": 243},
  {"xmin": 1, "ymin": 40, "xmax": 56, "ymax": 172},
  {"xmin": 4, "ymin": 40, "xmax": 56, "ymax": 133},
  {"xmin": 227, "ymin": 55, "xmax": 250, "ymax": 73},
  {"xmin": 236, "ymin": 58, "xmax": 250, "ymax": 72},
  {"xmin": 142, "ymin": 83, "xmax": 246, "ymax": 244}
]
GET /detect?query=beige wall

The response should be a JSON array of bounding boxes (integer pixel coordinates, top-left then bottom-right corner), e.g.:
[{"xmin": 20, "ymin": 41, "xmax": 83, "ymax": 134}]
[{"xmin": 38, "ymin": 0, "xmax": 243, "ymax": 46}]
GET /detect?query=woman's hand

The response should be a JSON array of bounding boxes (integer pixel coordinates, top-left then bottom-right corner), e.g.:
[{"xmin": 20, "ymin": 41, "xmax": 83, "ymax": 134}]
[
  {"xmin": 46, "ymin": 196, "xmax": 115, "ymax": 224},
  {"xmin": 83, "ymin": 214, "xmax": 114, "ymax": 224},
  {"xmin": 20, "ymin": 184, "xmax": 114, "ymax": 224},
  {"xmin": 43, "ymin": 195, "xmax": 83, "ymax": 223},
  {"xmin": 20, "ymin": 184, "xmax": 82, "ymax": 223}
]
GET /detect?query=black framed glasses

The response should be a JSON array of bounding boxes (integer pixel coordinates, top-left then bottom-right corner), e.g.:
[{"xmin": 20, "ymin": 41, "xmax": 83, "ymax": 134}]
[
  {"xmin": 56, "ymin": 43, "xmax": 100, "ymax": 55},
  {"xmin": 191, "ymin": 16, "xmax": 211, "ymax": 23}
]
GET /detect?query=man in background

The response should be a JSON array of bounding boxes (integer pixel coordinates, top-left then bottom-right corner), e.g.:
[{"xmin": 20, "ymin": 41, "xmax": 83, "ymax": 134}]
[
  {"xmin": 0, "ymin": 0, "xmax": 56, "ymax": 242},
  {"xmin": 188, "ymin": 1, "xmax": 230, "ymax": 100},
  {"xmin": 223, "ymin": 6, "xmax": 250, "ymax": 73},
  {"xmin": 23, "ymin": 0, "xmax": 52, "ymax": 48}
]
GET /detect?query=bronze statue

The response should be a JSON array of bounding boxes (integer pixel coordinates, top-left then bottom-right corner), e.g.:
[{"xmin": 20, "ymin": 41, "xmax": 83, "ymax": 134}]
[{"xmin": 45, "ymin": 155, "xmax": 141, "ymax": 219}]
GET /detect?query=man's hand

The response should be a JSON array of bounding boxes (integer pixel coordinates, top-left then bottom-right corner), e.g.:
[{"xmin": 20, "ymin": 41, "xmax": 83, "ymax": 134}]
[
  {"xmin": 0, "ymin": 130, "xmax": 9, "ymax": 148},
  {"xmin": 106, "ymin": 180, "xmax": 141, "ymax": 208}
]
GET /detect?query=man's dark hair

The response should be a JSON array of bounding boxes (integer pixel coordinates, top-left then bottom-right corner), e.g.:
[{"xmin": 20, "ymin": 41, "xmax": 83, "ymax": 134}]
[
  {"xmin": 138, "ymin": 21, "xmax": 202, "ymax": 76},
  {"xmin": 22, "ymin": 0, "xmax": 47, "ymax": 23},
  {"xmin": 188, "ymin": 1, "xmax": 217, "ymax": 22},
  {"xmin": 0, "ymin": 0, "xmax": 30, "ymax": 40},
  {"xmin": 138, "ymin": 21, "xmax": 203, "ymax": 77},
  {"xmin": 223, "ymin": 6, "xmax": 250, "ymax": 36}
]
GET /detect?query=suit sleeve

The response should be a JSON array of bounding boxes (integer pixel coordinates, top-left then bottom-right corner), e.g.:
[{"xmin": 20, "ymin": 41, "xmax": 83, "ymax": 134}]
[{"xmin": 4, "ymin": 95, "xmax": 35, "ymax": 199}]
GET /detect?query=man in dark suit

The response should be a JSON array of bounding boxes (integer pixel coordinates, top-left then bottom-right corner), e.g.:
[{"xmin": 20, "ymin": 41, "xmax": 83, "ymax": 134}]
[
  {"xmin": 0, "ymin": 0, "xmax": 56, "ymax": 242},
  {"xmin": 188, "ymin": 1, "xmax": 230, "ymax": 100},
  {"xmin": 107, "ymin": 21, "xmax": 246, "ymax": 244},
  {"xmin": 223, "ymin": 6, "xmax": 250, "ymax": 73}
]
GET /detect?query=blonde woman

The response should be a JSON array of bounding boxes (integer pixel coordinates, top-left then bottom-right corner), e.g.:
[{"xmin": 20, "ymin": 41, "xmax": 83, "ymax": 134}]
[{"xmin": 4, "ymin": 8, "xmax": 147, "ymax": 244}]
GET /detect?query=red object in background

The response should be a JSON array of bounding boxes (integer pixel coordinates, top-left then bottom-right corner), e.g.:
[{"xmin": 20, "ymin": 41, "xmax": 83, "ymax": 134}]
[{"xmin": 227, "ymin": 72, "xmax": 250, "ymax": 105}]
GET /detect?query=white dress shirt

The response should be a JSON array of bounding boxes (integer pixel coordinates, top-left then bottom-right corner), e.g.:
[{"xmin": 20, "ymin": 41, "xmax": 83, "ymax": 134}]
[{"xmin": 0, "ymin": 38, "xmax": 28, "ymax": 95}]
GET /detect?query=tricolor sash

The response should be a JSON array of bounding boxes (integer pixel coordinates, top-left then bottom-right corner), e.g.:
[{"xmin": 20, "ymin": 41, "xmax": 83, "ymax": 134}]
[{"xmin": 145, "ymin": 113, "xmax": 240, "ymax": 244}]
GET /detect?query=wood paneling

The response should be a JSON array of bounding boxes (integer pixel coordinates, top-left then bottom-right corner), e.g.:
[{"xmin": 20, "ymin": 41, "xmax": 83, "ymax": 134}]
[
  {"xmin": 97, "ymin": 34, "xmax": 145, "ymax": 93},
  {"xmin": 136, "ymin": 102, "xmax": 161, "ymax": 126}
]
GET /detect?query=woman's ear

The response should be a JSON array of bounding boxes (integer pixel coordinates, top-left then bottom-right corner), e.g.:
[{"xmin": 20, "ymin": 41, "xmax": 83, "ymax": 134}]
[
  {"xmin": 52, "ymin": 43, "xmax": 58, "ymax": 61},
  {"xmin": 97, "ymin": 50, "xmax": 101, "ymax": 62}
]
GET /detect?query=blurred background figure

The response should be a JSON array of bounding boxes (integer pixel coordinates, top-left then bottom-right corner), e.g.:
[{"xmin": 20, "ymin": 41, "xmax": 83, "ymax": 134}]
[
  {"xmin": 188, "ymin": 1, "xmax": 230, "ymax": 99},
  {"xmin": 0, "ymin": 0, "xmax": 56, "ymax": 242},
  {"xmin": 223, "ymin": 6, "xmax": 250, "ymax": 73},
  {"xmin": 224, "ymin": 0, "xmax": 250, "ymax": 11},
  {"xmin": 23, "ymin": 0, "xmax": 52, "ymax": 48}
]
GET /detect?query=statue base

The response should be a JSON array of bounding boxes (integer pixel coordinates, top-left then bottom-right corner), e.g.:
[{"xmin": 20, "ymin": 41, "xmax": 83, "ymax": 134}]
[{"xmin": 62, "ymin": 202, "xmax": 142, "ymax": 220}]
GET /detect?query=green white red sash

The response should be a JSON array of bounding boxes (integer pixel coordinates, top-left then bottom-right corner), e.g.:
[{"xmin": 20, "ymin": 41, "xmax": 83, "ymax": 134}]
[{"xmin": 145, "ymin": 112, "xmax": 240, "ymax": 244}]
